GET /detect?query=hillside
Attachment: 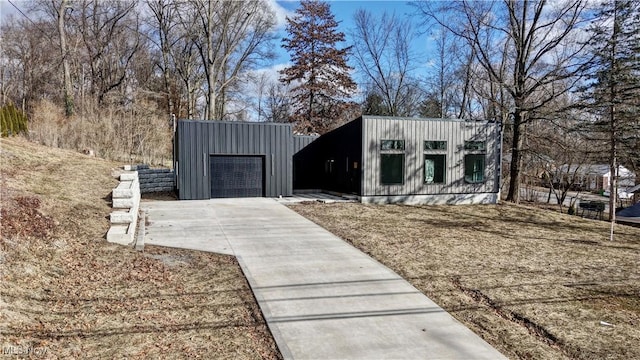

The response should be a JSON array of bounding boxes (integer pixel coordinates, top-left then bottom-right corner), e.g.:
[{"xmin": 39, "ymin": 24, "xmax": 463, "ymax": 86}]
[{"xmin": 0, "ymin": 137, "xmax": 280, "ymax": 359}]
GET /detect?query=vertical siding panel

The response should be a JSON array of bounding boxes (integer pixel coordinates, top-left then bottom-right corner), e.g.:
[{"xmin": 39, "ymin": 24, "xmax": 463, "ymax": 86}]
[
  {"xmin": 369, "ymin": 118, "xmax": 376, "ymax": 195},
  {"xmin": 188, "ymin": 122, "xmax": 197, "ymax": 199},
  {"xmin": 416, "ymin": 119, "xmax": 422, "ymax": 194},
  {"xmin": 248, "ymin": 124, "xmax": 255, "ymax": 154},
  {"xmin": 227, "ymin": 123, "xmax": 233, "ymax": 153},
  {"xmin": 271, "ymin": 126, "xmax": 277, "ymax": 196},
  {"xmin": 287, "ymin": 128, "xmax": 293, "ymax": 196},
  {"xmin": 203, "ymin": 122, "xmax": 211, "ymax": 198},
  {"xmin": 194, "ymin": 122, "xmax": 202, "ymax": 199}
]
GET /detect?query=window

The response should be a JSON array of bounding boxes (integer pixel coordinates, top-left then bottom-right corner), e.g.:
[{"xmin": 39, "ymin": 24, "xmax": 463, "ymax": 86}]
[
  {"xmin": 380, "ymin": 139, "xmax": 405, "ymax": 185},
  {"xmin": 465, "ymin": 154, "xmax": 485, "ymax": 183},
  {"xmin": 381, "ymin": 154, "xmax": 404, "ymax": 184},
  {"xmin": 381, "ymin": 140, "xmax": 405, "ymax": 150},
  {"xmin": 424, "ymin": 141, "xmax": 447, "ymax": 150},
  {"xmin": 324, "ymin": 159, "xmax": 334, "ymax": 174},
  {"xmin": 465, "ymin": 141, "xmax": 486, "ymax": 151},
  {"xmin": 424, "ymin": 155, "xmax": 446, "ymax": 184}
]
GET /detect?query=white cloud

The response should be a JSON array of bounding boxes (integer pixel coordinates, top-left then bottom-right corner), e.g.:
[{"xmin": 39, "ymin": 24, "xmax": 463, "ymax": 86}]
[
  {"xmin": 266, "ymin": 0, "xmax": 294, "ymax": 30},
  {"xmin": 250, "ymin": 62, "xmax": 290, "ymax": 84}
]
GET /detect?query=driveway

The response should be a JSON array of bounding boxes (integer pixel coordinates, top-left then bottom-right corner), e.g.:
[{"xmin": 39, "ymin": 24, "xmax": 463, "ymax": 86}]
[{"xmin": 143, "ymin": 198, "xmax": 506, "ymax": 359}]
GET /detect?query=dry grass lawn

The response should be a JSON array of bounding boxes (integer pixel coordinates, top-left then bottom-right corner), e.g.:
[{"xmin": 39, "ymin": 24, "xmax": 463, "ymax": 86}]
[
  {"xmin": 290, "ymin": 202, "xmax": 640, "ymax": 360},
  {"xmin": 1, "ymin": 137, "xmax": 280, "ymax": 359}
]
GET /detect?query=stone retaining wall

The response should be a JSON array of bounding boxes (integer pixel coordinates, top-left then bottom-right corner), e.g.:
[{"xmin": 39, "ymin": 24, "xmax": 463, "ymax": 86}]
[
  {"xmin": 106, "ymin": 171, "xmax": 140, "ymax": 246},
  {"xmin": 129, "ymin": 164, "xmax": 175, "ymax": 193}
]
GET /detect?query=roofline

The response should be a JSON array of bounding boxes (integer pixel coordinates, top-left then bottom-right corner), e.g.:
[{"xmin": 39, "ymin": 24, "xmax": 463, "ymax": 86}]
[
  {"xmin": 178, "ymin": 119, "xmax": 293, "ymax": 127},
  {"xmin": 361, "ymin": 115, "xmax": 496, "ymax": 124}
]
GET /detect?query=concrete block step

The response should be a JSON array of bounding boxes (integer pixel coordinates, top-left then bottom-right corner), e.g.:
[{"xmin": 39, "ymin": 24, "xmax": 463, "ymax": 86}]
[
  {"xmin": 120, "ymin": 171, "xmax": 138, "ymax": 181},
  {"xmin": 113, "ymin": 192, "xmax": 141, "ymax": 209},
  {"xmin": 106, "ymin": 223, "xmax": 135, "ymax": 245},
  {"xmin": 110, "ymin": 209, "xmax": 135, "ymax": 224},
  {"xmin": 113, "ymin": 180, "xmax": 140, "ymax": 199}
]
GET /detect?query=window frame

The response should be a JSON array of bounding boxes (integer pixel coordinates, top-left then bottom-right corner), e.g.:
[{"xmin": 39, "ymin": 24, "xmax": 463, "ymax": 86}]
[
  {"xmin": 380, "ymin": 153, "xmax": 405, "ymax": 185},
  {"xmin": 423, "ymin": 140, "xmax": 447, "ymax": 185},
  {"xmin": 464, "ymin": 140, "xmax": 486, "ymax": 151},
  {"xmin": 380, "ymin": 139, "xmax": 405, "ymax": 185},
  {"xmin": 424, "ymin": 154, "xmax": 446, "ymax": 184},
  {"xmin": 424, "ymin": 140, "xmax": 447, "ymax": 151},
  {"xmin": 464, "ymin": 154, "xmax": 486, "ymax": 184},
  {"xmin": 380, "ymin": 139, "xmax": 405, "ymax": 151}
]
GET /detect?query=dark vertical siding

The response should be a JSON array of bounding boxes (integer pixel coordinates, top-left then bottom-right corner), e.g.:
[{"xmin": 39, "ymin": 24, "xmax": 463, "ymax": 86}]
[
  {"xmin": 293, "ymin": 135, "xmax": 318, "ymax": 154},
  {"xmin": 293, "ymin": 118, "xmax": 363, "ymax": 194},
  {"xmin": 175, "ymin": 120, "xmax": 293, "ymax": 200}
]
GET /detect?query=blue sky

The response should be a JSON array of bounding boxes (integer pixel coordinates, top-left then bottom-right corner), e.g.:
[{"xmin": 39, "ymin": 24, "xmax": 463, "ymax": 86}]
[
  {"xmin": 273, "ymin": 0, "xmax": 430, "ymax": 62},
  {"xmin": 267, "ymin": 0, "xmax": 433, "ymax": 84}
]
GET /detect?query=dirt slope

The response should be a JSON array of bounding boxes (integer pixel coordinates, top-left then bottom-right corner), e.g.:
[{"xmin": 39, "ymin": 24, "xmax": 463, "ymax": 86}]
[{"xmin": 0, "ymin": 137, "xmax": 280, "ymax": 359}]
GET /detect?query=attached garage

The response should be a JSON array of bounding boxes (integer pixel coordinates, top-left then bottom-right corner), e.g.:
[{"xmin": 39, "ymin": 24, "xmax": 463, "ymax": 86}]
[
  {"xmin": 174, "ymin": 120, "xmax": 297, "ymax": 200},
  {"xmin": 209, "ymin": 155, "xmax": 264, "ymax": 198}
]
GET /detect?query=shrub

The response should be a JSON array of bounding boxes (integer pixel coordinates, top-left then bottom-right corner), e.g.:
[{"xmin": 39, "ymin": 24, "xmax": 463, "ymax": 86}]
[
  {"xmin": 0, "ymin": 103, "xmax": 28, "ymax": 137},
  {"xmin": 28, "ymin": 99, "xmax": 172, "ymax": 166}
]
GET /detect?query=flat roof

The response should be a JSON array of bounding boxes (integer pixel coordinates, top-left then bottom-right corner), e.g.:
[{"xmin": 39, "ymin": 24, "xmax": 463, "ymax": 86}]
[
  {"xmin": 361, "ymin": 115, "xmax": 496, "ymax": 124},
  {"xmin": 178, "ymin": 119, "xmax": 293, "ymax": 127}
]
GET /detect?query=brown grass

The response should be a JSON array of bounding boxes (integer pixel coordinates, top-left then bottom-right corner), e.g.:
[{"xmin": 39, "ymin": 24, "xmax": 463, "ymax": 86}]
[
  {"xmin": 0, "ymin": 137, "xmax": 280, "ymax": 359},
  {"xmin": 289, "ymin": 202, "xmax": 640, "ymax": 360},
  {"xmin": 28, "ymin": 99, "xmax": 172, "ymax": 166}
]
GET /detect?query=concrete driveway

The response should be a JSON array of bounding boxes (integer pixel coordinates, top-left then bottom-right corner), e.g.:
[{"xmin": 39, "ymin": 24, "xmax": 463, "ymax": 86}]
[{"xmin": 143, "ymin": 198, "xmax": 506, "ymax": 360}]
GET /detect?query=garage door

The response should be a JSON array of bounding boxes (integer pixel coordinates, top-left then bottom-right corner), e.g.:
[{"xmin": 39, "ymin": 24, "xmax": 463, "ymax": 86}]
[{"xmin": 210, "ymin": 156, "xmax": 264, "ymax": 198}]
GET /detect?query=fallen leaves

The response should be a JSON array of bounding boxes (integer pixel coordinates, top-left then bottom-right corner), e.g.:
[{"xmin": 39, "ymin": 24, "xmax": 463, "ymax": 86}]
[{"xmin": 1, "ymin": 137, "xmax": 281, "ymax": 359}]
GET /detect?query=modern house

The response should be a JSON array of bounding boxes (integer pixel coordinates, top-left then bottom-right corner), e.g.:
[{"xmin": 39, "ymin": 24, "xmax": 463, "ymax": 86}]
[
  {"xmin": 294, "ymin": 116, "xmax": 501, "ymax": 204},
  {"xmin": 174, "ymin": 116, "xmax": 501, "ymax": 204}
]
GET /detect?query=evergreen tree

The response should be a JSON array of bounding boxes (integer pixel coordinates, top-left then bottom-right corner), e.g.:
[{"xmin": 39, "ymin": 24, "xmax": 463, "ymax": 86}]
[
  {"xmin": 581, "ymin": 0, "xmax": 640, "ymax": 237},
  {"xmin": 280, "ymin": 0, "xmax": 357, "ymax": 134}
]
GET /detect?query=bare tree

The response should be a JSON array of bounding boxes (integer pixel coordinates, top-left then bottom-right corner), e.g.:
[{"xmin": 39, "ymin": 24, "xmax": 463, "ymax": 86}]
[
  {"xmin": 532, "ymin": 112, "xmax": 591, "ymax": 212},
  {"xmin": 2, "ymin": 2, "xmax": 73, "ymax": 112},
  {"xmin": 265, "ymin": 81, "xmax": 293, "ymax": 123},
  {"xmin": 74, "ymin": 0, "xmax": 141, "ymax": 104},
  {"xmin": 146, "ymin": 0, "xmax": 180, "ymax": 116},
  {"xmin": 351, "ymin": 9, "xmax": 418, "ymax": 117},
  {"xmin": 190, "ymin": 0, "xmax": 276, "ymax": 120},
  {"xmin": 55, "ymin": 0, "xmax": 74, "ymax": 116},
  {"xmin": 417, "ymin": 0, "xmax": 592, "ymax": 203}
]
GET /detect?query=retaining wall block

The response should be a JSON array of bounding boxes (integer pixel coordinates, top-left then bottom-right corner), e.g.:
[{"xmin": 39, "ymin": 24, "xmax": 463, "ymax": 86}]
[
  {"xmin": 120, "ymin": 171, "xmax": 138, "ymax": 181},
  {"xmin": 112, "ymin": 180, "xmax": 140, "ymax": 199},
  {"xmin": 113, "ymin": 192, "xmax": 140, "ymax": 209}
]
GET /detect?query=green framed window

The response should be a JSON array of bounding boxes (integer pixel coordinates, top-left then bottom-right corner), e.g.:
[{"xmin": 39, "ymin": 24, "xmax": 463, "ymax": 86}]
[
  {"xmin": 424, "ymin": 155, "xmax": 446, "ymax": 184},
  {"xmin": 381, "ymin": 154, "xmax": 404, "ymax": 184},
  {"xmin": 381, "ymin": 140, "xmax": 405, "ymax": 151},
  {"xmin": 424, "ymin": 141, "xmax": 447, "ymax": 151},
  {"xmin": 464, "ymin": 141, "xmax": 486, "ymax": 151},
  {"xmin": 464, "ymin": 154, "xmax": 485, "ymax": 183}
]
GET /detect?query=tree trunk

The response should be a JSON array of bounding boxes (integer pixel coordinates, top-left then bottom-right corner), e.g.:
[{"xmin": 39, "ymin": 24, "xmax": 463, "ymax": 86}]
[
  {"xmin": 609, "ymin": 104, "xmax": 617, "ymax": 241},
  {"xmin": 58, "ymin": 0, "xmax": 74, "ymax": 117},
  {"xmin": 506, "ymin": 109, "xmax": 524, "ymax": 203}
]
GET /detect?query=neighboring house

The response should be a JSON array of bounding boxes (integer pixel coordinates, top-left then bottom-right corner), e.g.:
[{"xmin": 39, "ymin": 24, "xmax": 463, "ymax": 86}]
[
  {"xmin": 294, "ymin": 116, "xmax": 501, "ymax": 204},
  {"xmin": 556, "ymin": 164, "xmax": 635, "ymax": 197},
  {"xmin": 174, "ymin": 116, "xmax": 501, "ymax": 204}
]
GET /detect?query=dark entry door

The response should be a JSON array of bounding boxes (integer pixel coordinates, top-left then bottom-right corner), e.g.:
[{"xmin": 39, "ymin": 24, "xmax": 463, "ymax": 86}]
[{"xmin": 210, "ymin": 156, "xmax": 264, "ymax": 198}]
